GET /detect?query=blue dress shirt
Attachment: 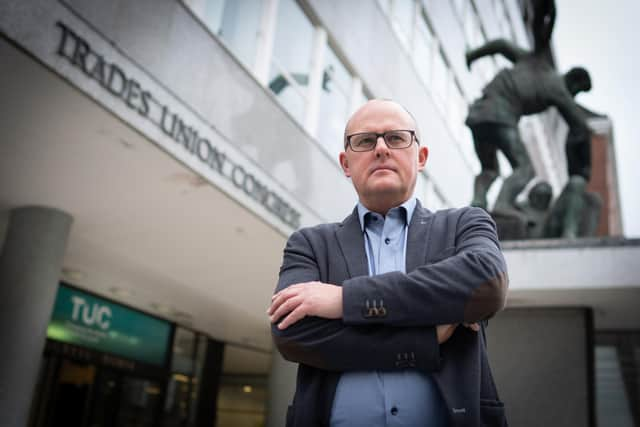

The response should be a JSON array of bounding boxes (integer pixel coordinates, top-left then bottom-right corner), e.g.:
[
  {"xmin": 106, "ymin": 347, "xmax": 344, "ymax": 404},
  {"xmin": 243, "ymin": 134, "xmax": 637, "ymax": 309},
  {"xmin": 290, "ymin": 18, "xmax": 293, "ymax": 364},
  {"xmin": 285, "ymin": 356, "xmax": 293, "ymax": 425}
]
[{"xmin": 330, "ymin": 198, "xmax": 448, "ymax": 427}]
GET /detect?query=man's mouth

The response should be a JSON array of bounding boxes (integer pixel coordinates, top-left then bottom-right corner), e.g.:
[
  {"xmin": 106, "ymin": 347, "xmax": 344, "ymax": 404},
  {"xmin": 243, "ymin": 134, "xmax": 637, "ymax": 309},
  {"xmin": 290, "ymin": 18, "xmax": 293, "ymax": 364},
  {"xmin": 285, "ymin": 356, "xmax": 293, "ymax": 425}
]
[{"xmin": 370, "ymin": 166, "xmax": 396, "ymax": 175}]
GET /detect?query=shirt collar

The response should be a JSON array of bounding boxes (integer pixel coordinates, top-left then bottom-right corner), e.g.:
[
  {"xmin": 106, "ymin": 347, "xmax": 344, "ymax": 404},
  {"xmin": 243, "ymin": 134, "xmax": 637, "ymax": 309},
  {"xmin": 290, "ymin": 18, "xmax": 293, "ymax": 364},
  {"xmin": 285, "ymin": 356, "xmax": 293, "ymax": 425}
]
[{"xmin": 356, "ymin": 197, "xmax": 417, "ymax": 231}]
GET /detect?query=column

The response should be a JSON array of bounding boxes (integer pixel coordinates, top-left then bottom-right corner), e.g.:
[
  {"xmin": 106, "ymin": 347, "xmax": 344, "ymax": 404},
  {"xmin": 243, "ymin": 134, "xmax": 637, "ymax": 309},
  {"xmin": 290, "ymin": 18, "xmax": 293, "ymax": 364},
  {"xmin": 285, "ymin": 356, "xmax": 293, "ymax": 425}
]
[
  {"xmin": 0, "ymin": 206, "xmax": 73, "ymax": 427},
  {"xmin": 266, "ymin": 351, "xmax": 297, "ymax": 427}
]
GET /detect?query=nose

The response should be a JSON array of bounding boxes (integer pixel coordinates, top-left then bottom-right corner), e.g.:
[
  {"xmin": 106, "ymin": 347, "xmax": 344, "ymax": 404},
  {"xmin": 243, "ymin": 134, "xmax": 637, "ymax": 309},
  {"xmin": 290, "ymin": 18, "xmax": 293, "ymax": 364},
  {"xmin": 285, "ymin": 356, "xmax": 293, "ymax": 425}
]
[{"xmin": 373, "ymin": 135, "xmax": 390, "ymax": 157}]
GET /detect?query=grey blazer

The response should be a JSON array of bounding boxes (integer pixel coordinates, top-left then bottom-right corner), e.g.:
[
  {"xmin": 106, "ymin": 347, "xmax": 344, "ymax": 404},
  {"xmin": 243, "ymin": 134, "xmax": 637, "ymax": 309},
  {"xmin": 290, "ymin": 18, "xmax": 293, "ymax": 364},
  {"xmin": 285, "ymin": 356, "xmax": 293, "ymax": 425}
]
[{"xmin": 272, "ymin": 202, "xmax": 509, "ymax": 427}]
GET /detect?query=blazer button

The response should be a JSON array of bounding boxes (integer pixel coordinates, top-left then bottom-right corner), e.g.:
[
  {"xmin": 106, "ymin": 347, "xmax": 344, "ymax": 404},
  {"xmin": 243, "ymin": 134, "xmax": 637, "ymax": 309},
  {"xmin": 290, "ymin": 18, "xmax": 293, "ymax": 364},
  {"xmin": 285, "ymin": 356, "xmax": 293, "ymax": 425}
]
[{"xmin": 390, "ymin": 407, "xmax": 398, "ymax": 416}]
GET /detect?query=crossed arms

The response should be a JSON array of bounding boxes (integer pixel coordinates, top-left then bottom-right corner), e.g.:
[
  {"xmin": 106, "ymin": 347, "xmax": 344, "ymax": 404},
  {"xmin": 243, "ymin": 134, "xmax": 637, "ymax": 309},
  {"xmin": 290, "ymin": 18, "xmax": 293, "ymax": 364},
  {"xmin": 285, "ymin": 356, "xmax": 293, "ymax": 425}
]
[{"xmin": 269, "ymin": 208, "xmax": 508, "ymax": 372}]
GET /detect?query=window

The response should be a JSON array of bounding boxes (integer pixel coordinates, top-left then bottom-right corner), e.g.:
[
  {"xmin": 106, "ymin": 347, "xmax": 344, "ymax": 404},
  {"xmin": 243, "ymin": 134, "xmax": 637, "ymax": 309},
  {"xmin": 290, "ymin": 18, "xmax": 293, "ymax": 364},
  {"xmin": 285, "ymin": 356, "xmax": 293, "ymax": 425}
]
[
  {"xmin": 215, "ymin": 345, "xmax": 271, "ymax": 427},
  {"xmin": 448, "ymin": 81, "xmax": 466, "ymax": 141},
  {"xmin": 390, "ymin": 0, "xmax": 416, "ymax": 46},
  {"xmin": 463, "ymin": 4, "xmax": 485, "ymax": 49},
  {"xmin": 317, "ymin": 46, "xmax": 352, "ymax": 157},
  {"xmin": 377, "ymin": 0, "xmax": 391, "ymax": 15},
  {"xmin": 162, "ymin": 328, "xmax": 207, "ymax": 427},
  {"xmin": 267, "ymin": 0, "xmax": 315, "ymax": 123},
  {"xmin": 413, "ymin": 12, "xmax": 435, "ymax": 88},
  {"xmin": 351, "ymin": 89, "xmax": 370, "ymax": 116},
  {"xmin": 452, "ymin": 0, "xmax": 466, "ymax": 21},
  {"xmin": 184, "ymin": 0, "xmax": 265, "ymax": 70},
  {"xmin": 431, "ymin": 47, "xmax": 449, "ymax": 112},
  {"xmin": 493, "ymin": 0, "xmax": 513, "ymax": 41}
]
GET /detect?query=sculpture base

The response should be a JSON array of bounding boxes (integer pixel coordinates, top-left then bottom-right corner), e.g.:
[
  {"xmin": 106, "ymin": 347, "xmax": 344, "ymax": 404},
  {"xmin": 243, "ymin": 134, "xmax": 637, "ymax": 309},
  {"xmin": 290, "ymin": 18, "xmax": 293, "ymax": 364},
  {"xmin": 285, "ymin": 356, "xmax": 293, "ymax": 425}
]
[{"xmin": 491, "ymin": 210, "xmax": 527, "ymax": 241}]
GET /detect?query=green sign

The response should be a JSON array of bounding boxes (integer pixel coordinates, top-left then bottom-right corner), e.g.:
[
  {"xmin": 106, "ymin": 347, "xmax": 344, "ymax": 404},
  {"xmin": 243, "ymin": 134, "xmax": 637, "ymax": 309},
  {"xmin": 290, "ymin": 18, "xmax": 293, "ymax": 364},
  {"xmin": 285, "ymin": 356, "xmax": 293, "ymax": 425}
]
[{"xmin": 47, "ymin": 284, "xmax": 171, "ymax": 366}]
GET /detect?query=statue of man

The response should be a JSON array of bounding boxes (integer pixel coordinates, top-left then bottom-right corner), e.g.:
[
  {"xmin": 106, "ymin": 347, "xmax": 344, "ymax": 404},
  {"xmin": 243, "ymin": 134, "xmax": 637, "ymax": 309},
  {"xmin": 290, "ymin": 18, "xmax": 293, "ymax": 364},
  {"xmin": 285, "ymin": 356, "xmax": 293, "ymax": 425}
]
[
  {"xmin": 517, "ymin": 181, "xmax": 553, "ymax": 239},
  {"xmin": 465, "ymin": 0, "xmax": 592, "ymax": 215}
]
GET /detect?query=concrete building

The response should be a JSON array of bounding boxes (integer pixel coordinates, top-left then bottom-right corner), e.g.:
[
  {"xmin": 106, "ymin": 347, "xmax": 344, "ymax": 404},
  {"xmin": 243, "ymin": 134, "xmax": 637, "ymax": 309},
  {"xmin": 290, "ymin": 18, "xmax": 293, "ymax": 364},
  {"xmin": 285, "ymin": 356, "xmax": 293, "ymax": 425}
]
[{"xmin": 0, "ymin": 1, "xmax": 637, "ymax": 426}]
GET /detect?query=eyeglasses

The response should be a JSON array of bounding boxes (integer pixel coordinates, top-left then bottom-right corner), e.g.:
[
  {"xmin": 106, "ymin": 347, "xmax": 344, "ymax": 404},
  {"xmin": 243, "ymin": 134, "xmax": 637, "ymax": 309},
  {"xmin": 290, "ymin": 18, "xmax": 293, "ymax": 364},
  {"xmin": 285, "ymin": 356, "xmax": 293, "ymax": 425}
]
[{"xmin": 345, "ymin": 130, "xmax": 418, "ymax": 152}]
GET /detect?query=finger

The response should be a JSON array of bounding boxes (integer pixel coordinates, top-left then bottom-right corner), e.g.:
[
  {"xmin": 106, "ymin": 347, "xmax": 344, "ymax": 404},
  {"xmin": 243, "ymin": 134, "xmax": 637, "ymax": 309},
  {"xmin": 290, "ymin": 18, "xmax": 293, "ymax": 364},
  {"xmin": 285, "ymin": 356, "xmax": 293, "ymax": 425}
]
[
  {"xmin": 270, "ymin": 296, "xmax": 303, "ymax": 323},
  {"xmin": 278, "ymin": 305, "xmax": 308, "ymax": 330},
  {"xmin": 268, "ymin": 286, "xmax": 299, "ymax": 315},
  {"xmin": 463, "ymin": 322, "xmax": 480, "ymax": 332}
]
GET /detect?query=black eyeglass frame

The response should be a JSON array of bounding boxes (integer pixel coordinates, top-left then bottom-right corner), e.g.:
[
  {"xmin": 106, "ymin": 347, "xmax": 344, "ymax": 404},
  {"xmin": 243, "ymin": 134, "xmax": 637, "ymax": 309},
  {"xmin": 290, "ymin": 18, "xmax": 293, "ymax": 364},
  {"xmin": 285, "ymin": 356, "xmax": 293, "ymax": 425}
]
[{"xmin": 344, "ymin": 129, "xmax": 420, "ymax": 152}]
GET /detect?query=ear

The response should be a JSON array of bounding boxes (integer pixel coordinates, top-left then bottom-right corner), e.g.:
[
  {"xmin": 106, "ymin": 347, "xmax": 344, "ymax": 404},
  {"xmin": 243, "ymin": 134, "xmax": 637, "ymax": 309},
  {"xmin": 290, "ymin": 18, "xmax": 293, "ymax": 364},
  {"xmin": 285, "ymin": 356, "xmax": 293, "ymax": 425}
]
[
  {"xmin": 417, "ymin": 146, "xmax": 428, "ymax": 171},
  {"xmin": 339, "ymin": 152, "xmax": 351, "ymax": 177}
]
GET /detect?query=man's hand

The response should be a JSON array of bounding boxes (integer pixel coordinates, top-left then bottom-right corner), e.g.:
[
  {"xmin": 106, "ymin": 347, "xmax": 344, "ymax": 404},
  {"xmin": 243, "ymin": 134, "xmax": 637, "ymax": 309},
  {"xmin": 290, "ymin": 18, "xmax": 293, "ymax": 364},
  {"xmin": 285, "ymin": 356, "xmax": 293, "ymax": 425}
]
[
  {"xmin": 268, "ymin": 282, "xmax": 343, "ymax": 330},
  {"xmin": 437, "ymin": 323, "xmax": 481, "ymax": 344}
]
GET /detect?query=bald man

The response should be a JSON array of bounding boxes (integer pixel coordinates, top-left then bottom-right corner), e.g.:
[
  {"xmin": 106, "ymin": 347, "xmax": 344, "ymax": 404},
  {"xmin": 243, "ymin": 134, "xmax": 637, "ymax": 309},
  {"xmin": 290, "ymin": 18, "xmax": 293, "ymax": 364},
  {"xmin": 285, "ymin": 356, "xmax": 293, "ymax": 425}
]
[{"xmin": 268, "ymin": 100, "xmax": 509, "ymax": 427}]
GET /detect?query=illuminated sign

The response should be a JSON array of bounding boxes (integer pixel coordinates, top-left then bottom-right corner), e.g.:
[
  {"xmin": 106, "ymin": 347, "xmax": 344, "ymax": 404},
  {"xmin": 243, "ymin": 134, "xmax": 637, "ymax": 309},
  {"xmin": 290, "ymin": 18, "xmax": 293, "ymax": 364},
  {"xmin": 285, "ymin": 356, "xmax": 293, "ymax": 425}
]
[{"xmin": 47, "ymin": 285, "xmax": 171, "ymax": 366}]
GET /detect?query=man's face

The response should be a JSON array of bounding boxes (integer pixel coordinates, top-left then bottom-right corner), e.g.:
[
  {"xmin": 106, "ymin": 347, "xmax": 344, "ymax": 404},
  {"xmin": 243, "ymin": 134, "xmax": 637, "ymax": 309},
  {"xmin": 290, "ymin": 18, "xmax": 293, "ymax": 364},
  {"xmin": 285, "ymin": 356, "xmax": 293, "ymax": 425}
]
[{"xmin": 339, "ymin": 100, "xmax": 428, "ymax": 213}]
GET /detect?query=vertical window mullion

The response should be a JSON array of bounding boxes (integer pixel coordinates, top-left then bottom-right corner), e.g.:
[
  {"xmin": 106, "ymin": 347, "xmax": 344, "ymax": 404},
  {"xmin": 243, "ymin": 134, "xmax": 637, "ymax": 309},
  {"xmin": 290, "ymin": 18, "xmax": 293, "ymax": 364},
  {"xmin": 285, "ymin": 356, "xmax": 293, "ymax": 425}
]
[
  {"xmin": 304, "ymin": 26, "xmax": 328, "ymax": 136},
  {"xmin": 409, "ymin": 0, "xmax": 419, "ymax": 51},
  {"xmin": 254, "ymin": 0, "xmax": 279, "ymax": 85},
  {"xmin": 348, "ymin": 77, "xmax": 364, "ymax": 116}
]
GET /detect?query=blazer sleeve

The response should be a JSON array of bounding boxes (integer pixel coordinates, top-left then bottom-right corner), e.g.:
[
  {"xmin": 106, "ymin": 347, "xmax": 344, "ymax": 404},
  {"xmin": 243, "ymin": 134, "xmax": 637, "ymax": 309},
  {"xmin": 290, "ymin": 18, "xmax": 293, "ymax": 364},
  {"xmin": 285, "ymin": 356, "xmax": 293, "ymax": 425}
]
[
  {"xmin": 342, "ymin": 207, "xmax": 508, "ymax": 326},
  {"xmin": 271, "ymin": 229, "xmax": 441, "ymax": 372}
]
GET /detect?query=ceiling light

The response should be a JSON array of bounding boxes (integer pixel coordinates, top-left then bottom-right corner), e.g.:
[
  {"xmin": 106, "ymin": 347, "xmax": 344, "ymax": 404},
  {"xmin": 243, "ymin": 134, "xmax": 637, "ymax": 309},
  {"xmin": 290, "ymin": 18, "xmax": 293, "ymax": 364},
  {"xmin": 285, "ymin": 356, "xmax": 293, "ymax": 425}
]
[
  {"xmin": 109, "ymin": 286, "xmax": 133, "ymax": 298},
  {"xmin": 150, "ymin": 302, "xmax": 172, "ymax": 314},
  {"xmin": 61, "ymin": 267, "xmax": 86, "ymax": 281}
]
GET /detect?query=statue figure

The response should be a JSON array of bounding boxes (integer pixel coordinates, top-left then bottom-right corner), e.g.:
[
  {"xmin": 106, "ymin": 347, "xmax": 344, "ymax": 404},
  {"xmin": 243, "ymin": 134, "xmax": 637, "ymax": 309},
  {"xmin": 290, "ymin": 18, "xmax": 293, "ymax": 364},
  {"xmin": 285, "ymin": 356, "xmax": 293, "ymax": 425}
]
[
  {"xmin": 465, "ymin": 0, "xmax": 592, "ymax": 218},
  {"xmin": 543, "ymin": 177, "xmax": 602, "ymax": 238},
  {"xmin": 517, "ymin": 181, "xmax": 554, "ymax": 239}
]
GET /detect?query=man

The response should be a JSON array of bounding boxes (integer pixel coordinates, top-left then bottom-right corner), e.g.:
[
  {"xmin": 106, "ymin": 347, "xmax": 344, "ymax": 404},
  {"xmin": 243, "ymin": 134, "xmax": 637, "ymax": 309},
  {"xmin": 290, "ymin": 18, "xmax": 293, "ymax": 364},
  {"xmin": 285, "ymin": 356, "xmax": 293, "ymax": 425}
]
[{"xmin": 268, "ymin": 100, "xmax": 509, "ymax": 427}]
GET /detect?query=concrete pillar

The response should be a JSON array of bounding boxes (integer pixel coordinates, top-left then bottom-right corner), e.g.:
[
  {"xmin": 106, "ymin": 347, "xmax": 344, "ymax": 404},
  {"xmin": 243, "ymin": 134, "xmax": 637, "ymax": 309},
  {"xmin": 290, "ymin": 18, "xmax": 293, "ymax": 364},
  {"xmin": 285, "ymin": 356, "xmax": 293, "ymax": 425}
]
[
  {"xmin": 266, "ymin": 351, "xmax": 297, "ymax": 427},
  {"xmin": 0, "ymin": 206, "xmax": 73, "ymax": 427}
]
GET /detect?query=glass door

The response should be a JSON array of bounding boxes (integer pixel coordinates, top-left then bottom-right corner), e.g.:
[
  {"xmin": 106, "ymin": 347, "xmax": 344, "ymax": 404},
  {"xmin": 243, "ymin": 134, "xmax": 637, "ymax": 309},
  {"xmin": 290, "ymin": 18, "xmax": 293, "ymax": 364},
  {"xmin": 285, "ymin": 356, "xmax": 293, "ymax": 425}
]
[
  {"xmin": 89, "ymin": 370, "xmax": 162, "ymax": 427},
  {"xmin": 48, "ymin": 359, "xmax": 96, "ymax": 427}
]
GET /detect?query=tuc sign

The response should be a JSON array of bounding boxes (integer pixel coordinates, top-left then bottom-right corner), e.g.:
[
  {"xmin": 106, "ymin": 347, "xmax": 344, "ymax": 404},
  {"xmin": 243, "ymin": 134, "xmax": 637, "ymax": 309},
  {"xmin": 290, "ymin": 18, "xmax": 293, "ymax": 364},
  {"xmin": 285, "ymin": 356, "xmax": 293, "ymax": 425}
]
[
  {"xmin": 70, "ymin": 295, "xmax": 112, "ymax": 330},
  {"xmin": 47, "ymin": 285, "xmax": 171, "ymax": 366}
]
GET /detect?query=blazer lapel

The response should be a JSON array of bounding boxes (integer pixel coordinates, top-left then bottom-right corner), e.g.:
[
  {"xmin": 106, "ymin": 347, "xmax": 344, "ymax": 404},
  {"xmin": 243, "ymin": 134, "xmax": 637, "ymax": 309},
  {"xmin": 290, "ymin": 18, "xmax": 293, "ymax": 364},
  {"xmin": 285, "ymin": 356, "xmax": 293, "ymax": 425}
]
[
  {"xmin": 405, "ymin": 200, "xmax": 434, "ymax": 272},
  {"xmin": 335, "ymin": 207, "xmax": 368, "ymax": 279}
]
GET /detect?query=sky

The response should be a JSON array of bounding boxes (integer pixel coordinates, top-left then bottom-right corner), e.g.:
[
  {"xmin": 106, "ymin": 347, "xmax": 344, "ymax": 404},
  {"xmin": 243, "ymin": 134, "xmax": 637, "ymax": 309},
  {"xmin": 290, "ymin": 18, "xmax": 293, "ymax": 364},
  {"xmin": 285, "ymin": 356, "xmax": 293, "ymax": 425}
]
[{"xmin": 553, "ymin": 0, "xmax": 640, "ymax": 237}]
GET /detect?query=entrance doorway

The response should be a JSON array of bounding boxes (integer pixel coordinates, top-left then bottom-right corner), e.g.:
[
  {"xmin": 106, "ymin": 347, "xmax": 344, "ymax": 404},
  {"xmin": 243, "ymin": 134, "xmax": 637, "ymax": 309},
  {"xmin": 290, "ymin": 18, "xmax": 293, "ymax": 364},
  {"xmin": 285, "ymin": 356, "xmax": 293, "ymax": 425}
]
[{"xmin": 30, "ymin": 356, "xmax": 163, "ymax": 427}]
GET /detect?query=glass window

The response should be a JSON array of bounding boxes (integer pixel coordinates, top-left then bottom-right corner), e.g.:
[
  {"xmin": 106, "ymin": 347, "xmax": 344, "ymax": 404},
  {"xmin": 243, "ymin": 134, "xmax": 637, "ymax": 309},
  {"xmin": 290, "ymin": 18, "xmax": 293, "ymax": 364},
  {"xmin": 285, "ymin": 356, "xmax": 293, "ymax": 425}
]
[
  {"xmin": 202, "ymin": 1, "xmax": 226, "ymax": 34},
  {"xmin": 452, "ymin": 0, "xmax": 466, "ymax": 21},
  {"xmin": 215, "ymin": 345, "xmax": 271, "ymax": 427},
  {"xmin": 413, "ymin": 13, "xmax": 434, "ymax": 88},
  {"xmin": 351, "ymin": 89, "xmax": 370, "ymax": 116},
  {"xmin": 447, "ymin": 82, "xmax": 465, "ymax": 140},
  {"xmin": 377, "ymin": 0, "xmax": 391, "ymax": 15},
  {"xmin": 217, "ymin": 1, "xmax": 264, "ymax": 68},
  {"xmin": 317, "ymin": 46, "xmax": 352, "ymax": 158},
  {"xmin": 595, "ymin": 333, "xmax": 640, "ymax": 426},
  {"xmin": 424, "ymin": 178, "xmax": 448, "ymax": 211},
  {"xmin": 463, "ymin": 5, "xmax": 484, "ymax": 48},
  {"xmin": 185, "ymin": 0, "xmax": 265, "ymax": 70},
  {"xmin": 268, "ymin": 0, "xmax": 315, "ymax": 123},
  {"xmin": 162, "ymin": 327, "xmax": 196, "ymax": 426},
  {"xmin": 390, "ymin": 0, "xmax": 415, "ymax": 46},
  {"xmin": 432, "ymin": 49, "xmax": 449, "ymax": 112},
  {"xmin": 188, "ymin": 334, "xmax": 208, "ymax": 423}
]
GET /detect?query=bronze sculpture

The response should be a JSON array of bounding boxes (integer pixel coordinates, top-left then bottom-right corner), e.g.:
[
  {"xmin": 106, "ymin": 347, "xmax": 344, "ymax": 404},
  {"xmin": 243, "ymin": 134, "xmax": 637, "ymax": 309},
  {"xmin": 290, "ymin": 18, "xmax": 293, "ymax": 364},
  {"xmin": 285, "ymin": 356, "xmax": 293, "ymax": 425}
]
[{"xmin": 465, "ymin": 0, "xmax": 598, "ymax": 239}]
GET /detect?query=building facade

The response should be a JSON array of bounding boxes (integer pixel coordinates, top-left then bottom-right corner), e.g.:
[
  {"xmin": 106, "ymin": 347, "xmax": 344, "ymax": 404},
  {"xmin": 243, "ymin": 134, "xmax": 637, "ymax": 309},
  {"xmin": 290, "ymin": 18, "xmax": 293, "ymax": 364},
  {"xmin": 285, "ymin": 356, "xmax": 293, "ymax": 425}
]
[{"xmin": 1, "ymin": 1, "xmax": 637, "ymax": 426}]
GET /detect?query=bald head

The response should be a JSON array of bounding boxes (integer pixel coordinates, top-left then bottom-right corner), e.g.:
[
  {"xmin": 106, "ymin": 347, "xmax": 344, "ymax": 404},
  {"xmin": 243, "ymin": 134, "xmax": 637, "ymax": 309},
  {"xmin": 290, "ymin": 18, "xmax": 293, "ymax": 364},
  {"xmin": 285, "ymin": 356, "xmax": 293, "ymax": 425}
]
[{"xmin": 344, "ymin": 99, "xmax": 420, "ymax": 148}]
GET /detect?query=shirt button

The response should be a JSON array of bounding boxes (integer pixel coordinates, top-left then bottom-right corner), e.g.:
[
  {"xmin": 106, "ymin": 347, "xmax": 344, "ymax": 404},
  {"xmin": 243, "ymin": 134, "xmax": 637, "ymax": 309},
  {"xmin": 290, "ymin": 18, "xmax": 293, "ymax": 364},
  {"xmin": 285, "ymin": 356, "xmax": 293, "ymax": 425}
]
[
  {"xmin": 384, "ymin": 237, "xmax": 391, "ymax": 244},
  {"xmin": 390, "ymin": 407, "xmax": 398, "ymax": 416}
]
